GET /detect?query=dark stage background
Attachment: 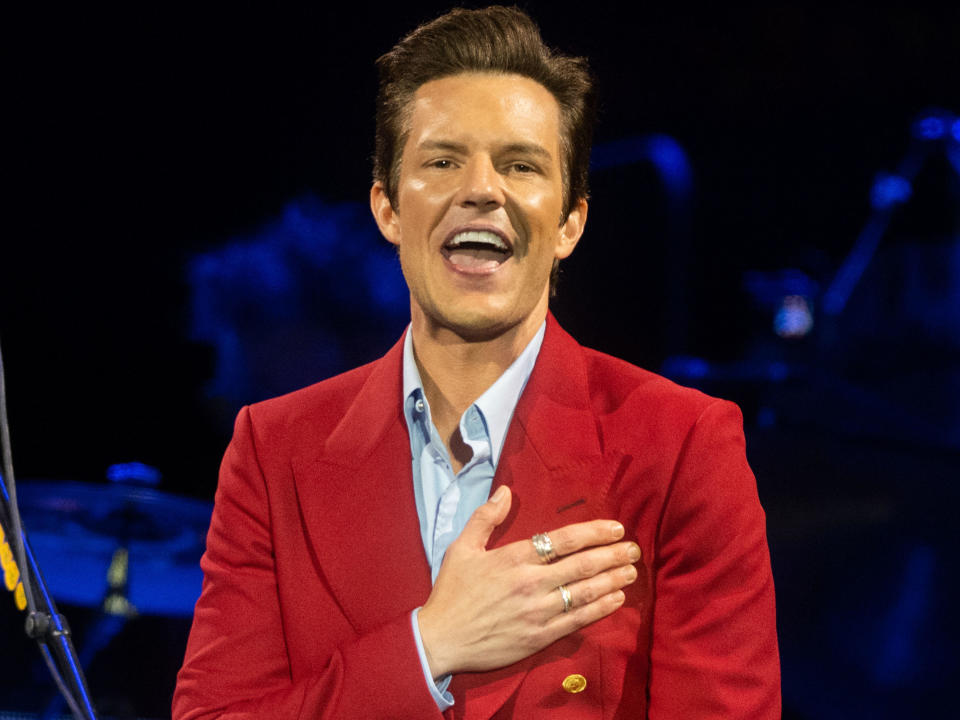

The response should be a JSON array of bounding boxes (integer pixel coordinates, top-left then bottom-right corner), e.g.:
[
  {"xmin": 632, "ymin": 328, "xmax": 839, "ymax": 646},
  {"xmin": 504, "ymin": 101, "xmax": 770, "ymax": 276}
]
[{"xmin": 2, "ymin": 2, "xmax": 958, "ymax": 718}]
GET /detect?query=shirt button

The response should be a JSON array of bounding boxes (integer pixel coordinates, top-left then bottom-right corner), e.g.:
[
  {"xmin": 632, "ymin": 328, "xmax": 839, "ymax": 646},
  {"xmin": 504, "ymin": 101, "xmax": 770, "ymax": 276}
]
[
  {"xmin": 562, "ymin": 674, "xmax": 587, "ymax": 694},
  {"xmin": 415, "ymin": 398, "xmax": 425, "ymax": 413}
]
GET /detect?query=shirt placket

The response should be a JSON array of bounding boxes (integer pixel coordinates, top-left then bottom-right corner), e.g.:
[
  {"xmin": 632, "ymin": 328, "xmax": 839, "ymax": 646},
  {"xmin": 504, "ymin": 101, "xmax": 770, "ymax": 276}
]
[{"xmin": 430, "ymin": 405, "xmax": 492, "ymax": 572}]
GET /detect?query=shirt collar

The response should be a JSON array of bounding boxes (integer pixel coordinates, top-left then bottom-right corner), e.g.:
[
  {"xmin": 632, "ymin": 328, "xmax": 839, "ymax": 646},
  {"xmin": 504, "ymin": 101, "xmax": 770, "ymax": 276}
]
[{"xmin": 402, "ymin": 321, "xmax": 546, "ymax": 466}]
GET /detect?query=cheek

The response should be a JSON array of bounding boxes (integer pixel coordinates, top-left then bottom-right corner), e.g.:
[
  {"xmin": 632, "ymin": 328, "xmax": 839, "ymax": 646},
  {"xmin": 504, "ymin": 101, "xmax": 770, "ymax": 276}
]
[
  {"xmin": 520, "ymin": 184, "xmax": 564, "ymax": 227},
  {"xmin": 525, "ymin": 191, "xmax": 566, "ymax": 248},
  {"xmin": 397, "ymin": 178, "xmax": 449, "ymax": 233},
  {"xmin": 506, "ymin": 187, "xmax": 559, "ymax": 248}
]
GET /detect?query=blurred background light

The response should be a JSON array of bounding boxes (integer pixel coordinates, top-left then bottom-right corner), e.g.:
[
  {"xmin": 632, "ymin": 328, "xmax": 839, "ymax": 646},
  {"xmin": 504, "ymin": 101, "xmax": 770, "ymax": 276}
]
[
  {"xmin": 186, "ymin": 195, "xmax": 408, "ymax": 415},
  {"xmin": 870, "ymin": 172, "xmax": 912, "ymax": 210},
  {"xmin": 590, "ymin": 134, "xmax": 693, "ymax": 196},
  {"xmin": 773, "ymin": 295, "xmax": 814, "ymax": 339},
  {"xmin": 106, "ymin": 462, "xmax": 161, "ymax": 487},
  {"xmin": 912, "ymin": 114, "xmax": 946, "ymax": 140}
]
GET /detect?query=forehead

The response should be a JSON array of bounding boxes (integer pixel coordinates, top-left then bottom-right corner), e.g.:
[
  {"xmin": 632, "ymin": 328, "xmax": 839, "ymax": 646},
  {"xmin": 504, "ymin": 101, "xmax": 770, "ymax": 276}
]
[{"xmin": 404, "ymin": 73, "xmax": 562, "ymax": 155}]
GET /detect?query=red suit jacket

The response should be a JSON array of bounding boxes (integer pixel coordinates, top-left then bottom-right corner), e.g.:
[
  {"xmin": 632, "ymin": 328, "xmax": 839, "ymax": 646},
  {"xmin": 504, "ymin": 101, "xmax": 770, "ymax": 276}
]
[{"xmin": 174, "ymin": 315, "xmax": 780, "ymax": 719}]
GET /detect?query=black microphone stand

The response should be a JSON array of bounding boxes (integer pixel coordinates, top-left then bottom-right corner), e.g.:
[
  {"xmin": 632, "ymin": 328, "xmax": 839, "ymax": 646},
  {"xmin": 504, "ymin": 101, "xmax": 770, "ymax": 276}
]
[{"xmin": 0, "ymin": 338, "xmax": 98, "ymax": 720}]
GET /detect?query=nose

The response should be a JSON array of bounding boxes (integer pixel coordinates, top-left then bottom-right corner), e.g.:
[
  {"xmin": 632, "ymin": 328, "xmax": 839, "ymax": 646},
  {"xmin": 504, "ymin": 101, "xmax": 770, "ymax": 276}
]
[{"xmin": 455, "ymin": 155, "xmax": 505, "ymax": 210}]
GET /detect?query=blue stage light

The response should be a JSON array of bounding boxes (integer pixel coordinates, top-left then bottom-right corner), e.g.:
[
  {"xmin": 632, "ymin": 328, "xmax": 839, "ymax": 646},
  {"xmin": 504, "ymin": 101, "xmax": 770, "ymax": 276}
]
[
  {"xmin": 913, "ymin": 115, "xmax": 946, "ymax": 140},
  {"xmin": 187, "ymin": 196, "xmax": 408, "ymax": 408},
  {"xmin": 952, "ymin": 118, "xmax": 960, "ymax": 143},
  {"xmin": 106, "ymin": 461, "xmax": 161, "ymax": 486},
  {"xmin": 645, "ymin": 135, "xmax": 694, "ymax": 193},
  {"xmin": 661, "ymin": 355, "xmax": 710, "ymax": 380},
  {"xmin": 773, "ymin": 295, "xmax": 813, "ymax": 339},
  {"xmin": 590, "ymin": 134, "xmax": 693, "ymax": 195},
  {"xmin": 870, "ymin": 173, "xmax": 912, "ymax": 210}
]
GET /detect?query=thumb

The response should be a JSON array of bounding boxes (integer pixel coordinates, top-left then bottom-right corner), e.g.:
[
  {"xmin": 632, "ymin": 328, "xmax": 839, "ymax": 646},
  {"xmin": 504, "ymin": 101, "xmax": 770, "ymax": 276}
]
[{"xmin": 459, "ymin": 485, "xmax": 512, "ymax": 551}]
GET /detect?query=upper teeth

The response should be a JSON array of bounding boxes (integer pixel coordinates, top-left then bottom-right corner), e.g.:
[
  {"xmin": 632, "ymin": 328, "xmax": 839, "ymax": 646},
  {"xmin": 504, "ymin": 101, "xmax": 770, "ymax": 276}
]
[{"xmin": 447, "ymin": 230, "xmax": 509, "ymax": 251}]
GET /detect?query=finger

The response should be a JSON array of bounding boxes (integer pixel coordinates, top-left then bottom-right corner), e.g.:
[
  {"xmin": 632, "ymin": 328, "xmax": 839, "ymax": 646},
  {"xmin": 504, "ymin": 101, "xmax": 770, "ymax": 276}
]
[
  {"xmin": 547, "ymin": 541, "xmax": 641, "ymax": 586},
  {"xmin": 532, "ymin": 519, "xmax": 625, "ymax": 562},
  {"xmin": 456, "ymin": 485, "xmax": 512, "ymax": 551},
  {"xmin": 559, "ymin": 563, "xmax": 638, "ymax": 613},
  {"xmin": 543, "ymin": 588, "xmax": 627, "ymax": 639}
]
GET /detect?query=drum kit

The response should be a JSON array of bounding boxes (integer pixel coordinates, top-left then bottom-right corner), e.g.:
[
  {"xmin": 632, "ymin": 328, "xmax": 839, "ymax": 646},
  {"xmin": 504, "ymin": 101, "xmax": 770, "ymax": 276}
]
[
  {"xmin": 13, "ymin": 479, "xmax": 211, "ymax": 618},
  {"xmin": 1, "ymin": 473, "xmax": 212, "ymax": 718}
]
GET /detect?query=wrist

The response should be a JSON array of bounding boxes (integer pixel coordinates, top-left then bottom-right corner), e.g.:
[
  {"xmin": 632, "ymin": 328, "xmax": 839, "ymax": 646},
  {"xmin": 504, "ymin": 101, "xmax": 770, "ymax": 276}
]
[{"xmin": 417, "ymin": 605, "xmax": 453, "ymax": 679}]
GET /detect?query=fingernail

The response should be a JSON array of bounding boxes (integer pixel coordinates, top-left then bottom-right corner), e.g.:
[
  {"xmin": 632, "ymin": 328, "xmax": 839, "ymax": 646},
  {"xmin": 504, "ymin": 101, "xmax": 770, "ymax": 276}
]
[
  {"xmin": 491, "ymin": 486, "xmax": 507, "ymax": 503},
  {"xmin": 623, "ymin": 565, "xmax": 638, "ymax": 582},
  {"xmin": 627, "ymin": 544, "xmax": 641, "ymax": 561},
  {"xmin": 610, "ymin": 522, "xmax": 624, "ymax": 539},
  {"xmin": 612, "ymin": 590, "xmax": 626, "ymax": 605}
]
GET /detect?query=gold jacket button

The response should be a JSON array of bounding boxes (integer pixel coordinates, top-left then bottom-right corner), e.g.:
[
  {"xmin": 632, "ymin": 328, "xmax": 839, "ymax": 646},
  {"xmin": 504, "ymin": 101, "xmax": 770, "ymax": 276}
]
[{"xmin": 562, "ymin": 674, "xmax": 587, "ymax": 694}]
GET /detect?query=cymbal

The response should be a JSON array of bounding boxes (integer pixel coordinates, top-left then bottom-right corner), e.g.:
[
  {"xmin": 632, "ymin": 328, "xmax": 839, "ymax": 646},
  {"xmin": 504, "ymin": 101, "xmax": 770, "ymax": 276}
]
[{"xmin": 12, "ymin": 480, "xmax": 212, "ymax": 617}]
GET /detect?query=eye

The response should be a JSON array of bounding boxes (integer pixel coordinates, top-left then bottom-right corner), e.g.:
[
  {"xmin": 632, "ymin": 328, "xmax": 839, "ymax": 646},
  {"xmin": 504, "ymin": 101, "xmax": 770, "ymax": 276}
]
[
  {"xmin": 510, "ymin": 162, "xmax": 536, "ymax": 174},
  {"xmin": 428, "ymin": 159, "xmax": 456, "ymax": 169}
]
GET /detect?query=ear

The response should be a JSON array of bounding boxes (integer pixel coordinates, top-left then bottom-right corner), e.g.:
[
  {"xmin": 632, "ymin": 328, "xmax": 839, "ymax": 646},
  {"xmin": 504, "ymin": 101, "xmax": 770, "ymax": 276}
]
[
  {"xmin": 370, "ymin": 181, "xmax": 401, "ymax": 246},
  {"xmin": 554, "ymin": 197, "xmax": 588, "ymax": 260}
]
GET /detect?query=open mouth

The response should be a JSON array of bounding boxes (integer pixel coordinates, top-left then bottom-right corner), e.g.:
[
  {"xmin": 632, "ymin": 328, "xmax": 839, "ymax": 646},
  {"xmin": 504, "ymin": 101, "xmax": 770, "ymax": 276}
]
[{"xmin": 441, "ymin": 229, "xmax": 513, "ymax": 272}]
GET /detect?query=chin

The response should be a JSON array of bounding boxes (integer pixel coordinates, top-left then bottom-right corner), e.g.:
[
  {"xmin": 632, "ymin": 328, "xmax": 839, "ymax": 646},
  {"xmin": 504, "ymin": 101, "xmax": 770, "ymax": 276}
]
[
  {"xmin": 432, "ymin": 303, "xmax": 521, "ymax": 341},
  {"xmin": 444, "ymin": 315, "xmax": 513, "ymax": 341}
]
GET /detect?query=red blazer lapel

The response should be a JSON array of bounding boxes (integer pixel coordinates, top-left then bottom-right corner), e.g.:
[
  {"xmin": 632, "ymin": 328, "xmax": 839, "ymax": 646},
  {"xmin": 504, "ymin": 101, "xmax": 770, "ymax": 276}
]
[
  {"xmin": 494, "ymin": 313, "xmax": 621, "ymax": 543},
  {"xmin": 290, "ymin": 336, "xmax": 434, "ymax": 633},
  {"xmin": 450, "ymin": 315, "xmax": 628, "ymax": 720}
]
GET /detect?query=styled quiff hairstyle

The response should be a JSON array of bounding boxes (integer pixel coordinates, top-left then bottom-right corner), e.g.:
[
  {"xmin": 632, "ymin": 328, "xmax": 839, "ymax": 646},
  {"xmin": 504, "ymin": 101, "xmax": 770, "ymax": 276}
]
[{"xmin": 373, "ymin": 5, "xmax": 596, "ymax": 221}]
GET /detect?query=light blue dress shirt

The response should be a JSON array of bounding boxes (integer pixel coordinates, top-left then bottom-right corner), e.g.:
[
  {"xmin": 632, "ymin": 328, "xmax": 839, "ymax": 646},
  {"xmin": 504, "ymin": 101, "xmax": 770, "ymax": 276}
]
[{"xmin": 402, "ymin": 322, "xmax": 546, "ymax": 711}]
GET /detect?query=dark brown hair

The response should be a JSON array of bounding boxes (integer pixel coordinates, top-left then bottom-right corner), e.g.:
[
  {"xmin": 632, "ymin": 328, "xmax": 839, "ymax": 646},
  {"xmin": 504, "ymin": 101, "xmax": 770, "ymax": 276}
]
[{"xmin": 373, "ymin": 5, "xmax": 596, "ymax": 221}]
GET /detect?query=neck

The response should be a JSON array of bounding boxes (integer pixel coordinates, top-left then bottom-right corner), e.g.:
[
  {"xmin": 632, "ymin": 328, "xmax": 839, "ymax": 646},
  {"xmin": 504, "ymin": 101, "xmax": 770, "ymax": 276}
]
[{"xmin": 410, "ymin": 307, "xmax": 546, "ymax": 462}]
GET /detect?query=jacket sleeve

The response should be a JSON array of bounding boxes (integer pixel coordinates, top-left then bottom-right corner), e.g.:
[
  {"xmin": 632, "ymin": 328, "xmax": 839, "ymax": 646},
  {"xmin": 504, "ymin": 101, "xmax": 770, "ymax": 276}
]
[
  {"xmin": 647, "ymin": 400, "xmax": 781, "ymax": 719},
  {"xmin": 172, "ymin": 406, "xmax": 445, "ymax": 720}
]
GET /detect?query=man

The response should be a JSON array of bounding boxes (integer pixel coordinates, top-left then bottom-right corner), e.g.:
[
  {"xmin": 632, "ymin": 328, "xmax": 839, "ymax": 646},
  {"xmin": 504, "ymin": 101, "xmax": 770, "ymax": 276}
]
[{"xmin": 174, "ymin": 6, "xmax": 780, "ymax": 719}]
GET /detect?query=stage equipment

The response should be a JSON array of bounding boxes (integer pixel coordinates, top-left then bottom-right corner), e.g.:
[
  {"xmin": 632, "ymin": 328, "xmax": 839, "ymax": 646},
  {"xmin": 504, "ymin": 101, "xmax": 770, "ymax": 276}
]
[
  {"xmin": 0, "ymin": 340, "xmax": 97, "ymax": 720},
  {"xmin": 14, "ymin": 480, "xmax": 211, "ymax": 617},
  {"xmin": 657, "ymin": 109, "xmax": 960, "ymax": 719},
  {"xmin": 19, "ymin": 478, "xmax": 210, "ymax": 720},
  {"xmin": 823, "ymin": 108, "xmax": 959, "ymax": 316}
]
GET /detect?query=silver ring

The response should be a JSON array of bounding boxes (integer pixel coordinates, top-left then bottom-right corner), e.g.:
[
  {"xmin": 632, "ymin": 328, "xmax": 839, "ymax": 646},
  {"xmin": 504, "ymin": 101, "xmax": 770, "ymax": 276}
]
[
  {"xmin": 531, "ymin": 533, "xmax": 557, "ymax": 564},
  {"xmin": 558, "ymin": 584, "xmax": 572, "ymax": 613}
]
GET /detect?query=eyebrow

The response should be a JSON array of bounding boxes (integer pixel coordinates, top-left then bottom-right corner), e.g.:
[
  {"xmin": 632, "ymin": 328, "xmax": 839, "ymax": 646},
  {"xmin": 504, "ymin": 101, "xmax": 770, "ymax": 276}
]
[
  {"xmin": 417, "ymin": 140, "xmax": 469, "ymax": 154},
  {"xmin": 417, "ymin": 139, "xmax": 553, "ymax": 160},
  {"xmin": 500, "ymin": 142, "xmax": 552, "ymax": 160}
]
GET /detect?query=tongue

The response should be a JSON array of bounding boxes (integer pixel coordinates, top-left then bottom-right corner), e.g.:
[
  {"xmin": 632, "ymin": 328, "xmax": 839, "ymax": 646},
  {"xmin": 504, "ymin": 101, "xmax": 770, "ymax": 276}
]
[{"xmin": 447, "ymin": 247, "xmax": 507, "ymax": 270}]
